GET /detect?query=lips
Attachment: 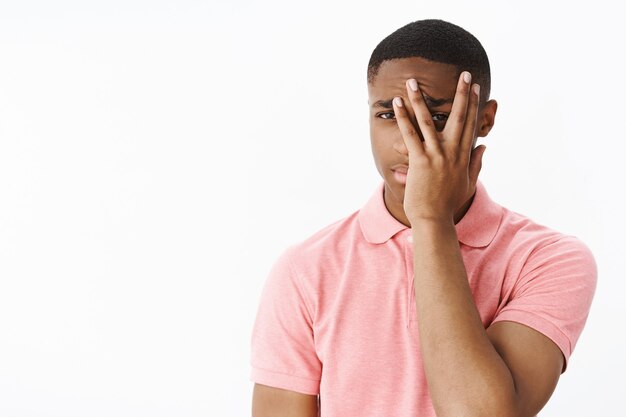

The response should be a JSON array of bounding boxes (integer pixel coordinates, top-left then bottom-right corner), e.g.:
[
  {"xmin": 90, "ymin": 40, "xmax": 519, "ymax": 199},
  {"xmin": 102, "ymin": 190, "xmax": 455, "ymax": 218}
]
[
  {"xmin": 391, "ymin": 165, "xmax": 409, "ymax": 185},
  {"xmin": 391, "ymin": 164, "xmax": 409, "ymax": 174}
]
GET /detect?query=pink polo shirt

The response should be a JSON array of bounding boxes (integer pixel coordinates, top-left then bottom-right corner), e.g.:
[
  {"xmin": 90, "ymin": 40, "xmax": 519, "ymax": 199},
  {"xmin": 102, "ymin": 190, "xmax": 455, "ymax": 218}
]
[{"xmin": 250, "ymin": 180, "xmax": 597, "ymax": 416}]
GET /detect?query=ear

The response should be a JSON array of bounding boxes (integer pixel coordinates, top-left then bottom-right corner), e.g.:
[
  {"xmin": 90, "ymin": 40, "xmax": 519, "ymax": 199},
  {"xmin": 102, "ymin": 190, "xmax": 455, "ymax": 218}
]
[{"xmin": 477, "ymin": 99, "xmax": 498, "ymax": 137}]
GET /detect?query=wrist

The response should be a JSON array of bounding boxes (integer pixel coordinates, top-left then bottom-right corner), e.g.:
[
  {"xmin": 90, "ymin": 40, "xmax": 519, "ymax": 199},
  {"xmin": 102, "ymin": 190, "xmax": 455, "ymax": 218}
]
[
  {"xmin": 408, "ymin": 215, "xmax": 456, "ymax": 228},
  {"xmin": 409, "ymin": 217, "xmax": 458, "ymax": 238}
]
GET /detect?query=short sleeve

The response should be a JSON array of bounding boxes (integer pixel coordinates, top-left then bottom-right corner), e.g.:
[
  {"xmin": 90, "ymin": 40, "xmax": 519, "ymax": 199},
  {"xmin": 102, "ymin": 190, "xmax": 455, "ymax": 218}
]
[
  {"xmin": 491, "ymin": 235, "xmax": 597, "ymax": 372},
  {"xmin": 250, "ymin": 247, "xmax": 322, "ymax": 395}
]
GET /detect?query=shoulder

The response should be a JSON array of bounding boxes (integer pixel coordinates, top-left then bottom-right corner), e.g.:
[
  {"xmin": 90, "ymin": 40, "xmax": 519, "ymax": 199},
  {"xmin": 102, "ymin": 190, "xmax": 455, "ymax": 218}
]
[
  {"xmin": 490, "ymin": 207, "xmax": 598, "ymax": 327},
  {"xmin": 283, "ymin": 209, "xmax": 361, "ymax": 266},
  {"xmin": 495, "ymin": 206, "xmax": 596, "ymax": 272},
  {"xmin": 489, "ymin": 207, "xmax": 597, "ymax": 366}
]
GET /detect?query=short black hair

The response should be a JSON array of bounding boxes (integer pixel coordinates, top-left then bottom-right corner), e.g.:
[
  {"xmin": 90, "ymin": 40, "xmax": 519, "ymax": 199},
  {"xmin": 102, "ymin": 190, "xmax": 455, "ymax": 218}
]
[{"xmin": 367, "ymin": 19, "xmax": 491, "ymax": 100}]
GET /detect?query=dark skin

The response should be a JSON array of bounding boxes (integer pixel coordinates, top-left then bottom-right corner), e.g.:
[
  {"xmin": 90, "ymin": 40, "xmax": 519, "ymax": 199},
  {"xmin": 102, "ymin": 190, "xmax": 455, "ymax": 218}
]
[
  {"xmin": 252, "ymin": 57, "xmax": 564, "ymax": 417},
  {"xmin": 369, "ymin": 57, "xmax": 564, "ymax": 417},
  {"xmin": 368, "ymin": 57, "xmax": 496, "ymax": 226}
]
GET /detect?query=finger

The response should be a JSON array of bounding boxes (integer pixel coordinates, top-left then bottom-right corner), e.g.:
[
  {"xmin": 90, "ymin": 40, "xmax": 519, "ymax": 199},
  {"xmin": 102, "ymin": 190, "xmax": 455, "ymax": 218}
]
[
  {"xmin": 444, "ymin": 71, "xmax": 472, "ymax": 146},
  {"xmin": 468, "ymin": 145, "xmax": 487, "ymax": 187},
  {"xmin": 459, "ymin": 83, "xmax": 481, "ymax": 164},
  {"xmin": 405, "ymin": 78, "xmax": 440, "ymax": 151},
  {"xmin": 392, "ymin": 96, "xmax": 425, "ymax": 156}
]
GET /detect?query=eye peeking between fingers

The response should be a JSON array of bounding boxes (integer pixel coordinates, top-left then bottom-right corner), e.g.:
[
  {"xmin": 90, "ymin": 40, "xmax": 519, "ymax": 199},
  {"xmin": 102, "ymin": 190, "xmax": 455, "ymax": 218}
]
[{"xmin": 376, "ymin": 112, "xmax": 449, "ymax": 129}]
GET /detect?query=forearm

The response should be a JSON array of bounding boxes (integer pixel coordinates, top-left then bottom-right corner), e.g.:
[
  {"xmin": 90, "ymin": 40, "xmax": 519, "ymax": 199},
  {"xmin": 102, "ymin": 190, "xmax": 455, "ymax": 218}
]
[{"xmin": 411, "ymin": 220, "xmax": 517, "ymax": 417}]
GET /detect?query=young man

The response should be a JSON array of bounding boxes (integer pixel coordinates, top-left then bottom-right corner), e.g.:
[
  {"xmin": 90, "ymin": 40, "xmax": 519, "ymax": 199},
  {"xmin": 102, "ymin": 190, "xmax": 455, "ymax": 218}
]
[{"xmin": 250, "ymin": 19, "xmax": 596, "ymax": 417}]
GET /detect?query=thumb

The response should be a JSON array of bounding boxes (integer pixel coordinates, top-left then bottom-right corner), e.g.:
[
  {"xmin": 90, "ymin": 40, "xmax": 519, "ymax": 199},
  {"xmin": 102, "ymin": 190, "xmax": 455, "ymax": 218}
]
[{"xmin": 468, "ymin": 145, "xmax": 487, "ymax": 186}]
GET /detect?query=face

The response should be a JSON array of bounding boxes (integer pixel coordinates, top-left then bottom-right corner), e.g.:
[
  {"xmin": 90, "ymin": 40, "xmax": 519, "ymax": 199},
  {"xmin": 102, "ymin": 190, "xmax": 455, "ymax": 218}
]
[{"xmin": 367, "ymin": 57, "xmax": 497, "ymax": 225}]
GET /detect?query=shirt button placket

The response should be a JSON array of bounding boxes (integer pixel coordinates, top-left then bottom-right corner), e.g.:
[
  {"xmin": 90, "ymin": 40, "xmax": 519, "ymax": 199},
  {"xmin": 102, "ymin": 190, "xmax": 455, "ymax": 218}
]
[{"xmin": 403, "ymin": 229, "xmax": 416, "ymax": 327}]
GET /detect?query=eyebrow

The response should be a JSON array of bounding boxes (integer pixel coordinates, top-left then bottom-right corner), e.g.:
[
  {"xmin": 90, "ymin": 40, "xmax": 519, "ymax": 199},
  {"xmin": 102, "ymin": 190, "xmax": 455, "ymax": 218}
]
[{"xmin": 371, "ymin": 94, "xmax": 453, "ymax": 109}]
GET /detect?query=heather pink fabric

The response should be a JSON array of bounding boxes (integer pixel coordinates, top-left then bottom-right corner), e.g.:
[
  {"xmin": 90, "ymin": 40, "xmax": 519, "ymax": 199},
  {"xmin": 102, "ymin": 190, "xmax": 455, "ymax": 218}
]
[{"xmin": 250, "ymin": 180, "xmax": 597, "ymax": 416}]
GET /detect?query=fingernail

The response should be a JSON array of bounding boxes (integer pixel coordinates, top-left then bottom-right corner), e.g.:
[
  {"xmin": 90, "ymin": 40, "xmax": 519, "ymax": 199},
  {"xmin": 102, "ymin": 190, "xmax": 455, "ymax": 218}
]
[
  {"xmin": 393, "ymin": 97, "xmax": 403, "ymax": 107},
  {"xmin": 463, "ymin": 72, "xmax": 471, "ymax": 83},
  {"xmin": 473, "ymin": 84, "xmax": 480, "ymax": 96},
  {"xmin": 408, "ymin": 79, "xmax": 418, "ymax": 91}
]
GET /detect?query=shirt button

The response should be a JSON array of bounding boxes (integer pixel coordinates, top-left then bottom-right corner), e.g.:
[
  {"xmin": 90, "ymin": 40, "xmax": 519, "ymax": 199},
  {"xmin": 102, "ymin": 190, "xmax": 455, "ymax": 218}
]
[{"xmin": 406, "ymin": 234, "xmax": 413, "ymax": 243}]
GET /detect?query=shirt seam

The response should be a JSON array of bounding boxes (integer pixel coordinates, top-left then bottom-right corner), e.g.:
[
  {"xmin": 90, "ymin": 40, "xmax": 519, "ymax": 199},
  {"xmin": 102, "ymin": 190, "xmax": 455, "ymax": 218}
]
[
  {"xmin": 284, "ymin": 248, "xmax": 317, "ymax": 324},
  {"xmin": 516, "ymin": 235, "xmax": 583, "ymax": 294}
]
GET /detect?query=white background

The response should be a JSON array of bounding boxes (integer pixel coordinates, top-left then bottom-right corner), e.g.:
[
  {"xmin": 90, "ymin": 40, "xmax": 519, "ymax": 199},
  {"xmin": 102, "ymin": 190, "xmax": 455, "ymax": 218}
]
[{"xmin": 0, "ymin": 1, "xmax": 623, "ymax": 416}]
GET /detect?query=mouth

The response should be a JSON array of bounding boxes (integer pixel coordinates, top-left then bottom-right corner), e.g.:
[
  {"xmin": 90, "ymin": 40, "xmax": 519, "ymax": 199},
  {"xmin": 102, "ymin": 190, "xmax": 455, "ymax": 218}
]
[{"xmin": 391, "ymin": 166, "xmax": 408, "ymax": 185}]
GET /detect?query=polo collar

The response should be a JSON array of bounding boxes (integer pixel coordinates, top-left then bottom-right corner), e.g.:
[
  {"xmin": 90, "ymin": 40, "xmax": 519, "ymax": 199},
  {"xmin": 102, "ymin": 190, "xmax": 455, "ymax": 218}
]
[{"xmin": 357, "ymin": 180, "xmax": 503, "ymax": 248}]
